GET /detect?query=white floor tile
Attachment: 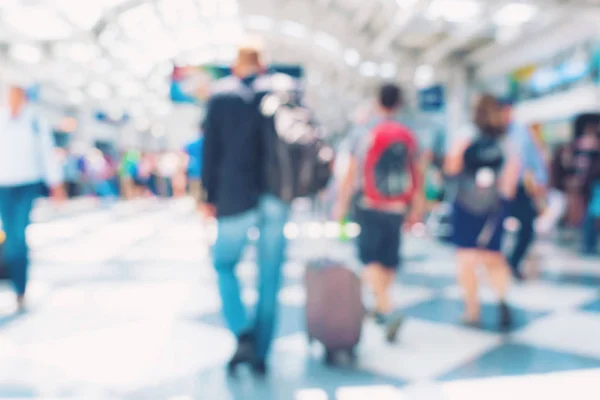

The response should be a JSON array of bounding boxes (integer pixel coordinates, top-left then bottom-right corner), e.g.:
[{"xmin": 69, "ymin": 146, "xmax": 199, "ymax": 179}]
[{"xmin": 515, "ymin": 311, "xmax": 600, "ymax": 359}]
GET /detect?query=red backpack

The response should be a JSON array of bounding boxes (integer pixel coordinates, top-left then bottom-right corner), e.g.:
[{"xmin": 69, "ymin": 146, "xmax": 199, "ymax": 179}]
[{"xmin": 363, "ymin": 121, "xmax": 419, "ymax": 207}]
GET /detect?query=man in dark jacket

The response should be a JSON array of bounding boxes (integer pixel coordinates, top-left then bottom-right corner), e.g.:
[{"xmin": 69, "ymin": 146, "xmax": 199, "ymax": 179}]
[{"xmin": 202, "ymin": 41, "xmax": 290, "ymax": 375}]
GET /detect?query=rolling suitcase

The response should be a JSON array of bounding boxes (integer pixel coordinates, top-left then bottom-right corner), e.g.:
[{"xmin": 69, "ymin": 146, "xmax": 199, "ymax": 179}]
[{"xmin": 305, "ymin": 259, "xmax": 364, "ymax": 364}]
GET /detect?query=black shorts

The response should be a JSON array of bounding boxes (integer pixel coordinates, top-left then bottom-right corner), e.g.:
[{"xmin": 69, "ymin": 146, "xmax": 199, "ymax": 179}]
[{"xmin": 356, "ymin": 207, "xmax": 404, "ymax": 270}]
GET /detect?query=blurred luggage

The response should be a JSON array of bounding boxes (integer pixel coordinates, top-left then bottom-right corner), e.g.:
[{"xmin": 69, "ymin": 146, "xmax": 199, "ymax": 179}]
[{"xmin": 305, "ymin": 259, "xmax": 364, "ymax": 364}]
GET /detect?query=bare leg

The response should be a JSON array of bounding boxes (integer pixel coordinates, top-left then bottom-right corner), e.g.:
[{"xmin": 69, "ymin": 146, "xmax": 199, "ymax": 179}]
[
  {"xmin": 482, "ymin": 251, "xmax": 512, "ymax": 328},
  {"xmin": 363, "ymin": 263, "xmax": 392, "ymax": 314},
  {"xmin": 457, "ymin": 250, "xmax": 480, "ymax": 323},
  {"xmin": 482, "ymin": 251, "xmax": 510, "ymax": 300}
]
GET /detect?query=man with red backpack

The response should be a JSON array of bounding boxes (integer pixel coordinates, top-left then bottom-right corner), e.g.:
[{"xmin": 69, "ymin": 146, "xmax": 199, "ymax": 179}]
[{"xmin": 335, "ymin": 83, "xmax": 425, "ymax": 342}]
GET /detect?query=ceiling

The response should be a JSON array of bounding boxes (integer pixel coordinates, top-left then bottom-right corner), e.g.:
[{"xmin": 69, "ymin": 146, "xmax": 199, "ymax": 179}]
[{"xmin": 0, "ymin": 0, "xmax": 598, "ymax": 131}]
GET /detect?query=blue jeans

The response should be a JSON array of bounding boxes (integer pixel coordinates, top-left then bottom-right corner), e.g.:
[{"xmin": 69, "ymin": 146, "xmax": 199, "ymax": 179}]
[
  {"xmin": 0, "ymin": 183, "xmax": 41, "ymax": 295},
  {"xmin": 213, "ymin": 195, "xmax": 289, "ymax": 361}
]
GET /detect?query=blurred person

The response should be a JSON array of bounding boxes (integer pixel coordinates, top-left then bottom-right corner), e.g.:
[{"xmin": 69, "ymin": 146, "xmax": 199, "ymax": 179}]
[
  {"xmin": 136, "ymin": 152, "xmax": 156, "ymax": 197},
  {"xmin": 184, "ymin": 131, "xmax": 205, "ymax": 208},
  {"xmin": 501, "ymin": 100, "xmax": 548, "ymax": 280},
  {"xmin": 119, "ymin": 149, "xmax": 139, "ymax": 200},
  {"xmin": 0, "ymin": 84, "xmax": 65, "ymax": 310},
  {"xmin": 202, "ymin": 39, "xmax": 290, "ymax": 375},
  {"xmin": 445, "ymin": 94, "xmax": 520, "ymax": 328},
  {"xmin": 157, "ymin": 151, "xmax": 179, "ymax": 198},
  {"xmin": 536, "ymin": 144, "xmax": 572, "ymax": 235},
  {"xmin": 572, "ymin": 121, "xmax": 600, "ymax": 254},
  {"xmin": 334, "ymin": 83, "xmax": 425, "ymax": 342}
]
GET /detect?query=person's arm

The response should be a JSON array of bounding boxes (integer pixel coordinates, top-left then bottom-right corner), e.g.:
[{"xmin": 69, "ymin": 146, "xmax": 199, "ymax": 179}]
[
  {"xmin": 36, "ymin": 117, "xmax": 66, "ymax": 201},
  {"xmin": 335, "ymin": 155, "xmax": 357, "ymax": 219},
  {"xmin": 444, "ymin": 139, "xmax": 469, "ymax": 177},
  {"xmin": 201, "ymin": 96, "xmax": 221, "ymax": 211}
]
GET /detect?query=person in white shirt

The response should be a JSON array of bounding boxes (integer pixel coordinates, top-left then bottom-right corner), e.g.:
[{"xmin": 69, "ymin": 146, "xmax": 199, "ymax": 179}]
[{"xmin": 0, "ymin": 84, "xmax": 65, "ymax": 311}]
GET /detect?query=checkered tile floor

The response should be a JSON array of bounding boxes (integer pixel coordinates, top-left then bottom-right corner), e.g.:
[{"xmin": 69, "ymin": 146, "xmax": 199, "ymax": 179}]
[{"xmin": 1, "ymin": 198, "xmax": 599, "ymax": 399}]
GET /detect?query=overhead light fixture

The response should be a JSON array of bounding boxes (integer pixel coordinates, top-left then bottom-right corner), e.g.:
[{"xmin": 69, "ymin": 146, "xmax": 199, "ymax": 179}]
[
  {"xmin": 220, "ymin": 0, "xmax": 239, "ymax": 17},
  {"xmin": 314, "ymin": 32, "xmax": 341, "ymax": 53},
  {"xmin": 414, "ymin": 64, "xmax": 435, "ymax": 88},
  {"xmin": 379, "ymin": 62, "xmax": 397, "ymax": 79},
  {"xmin": 496, "ymin": 26, "xmax": 522, "ymax": 44},
  {"xmin": 359, "ymin": 61, "xmax": 379, "ymax": 77},
  {"xmin": 129, "ymin": 103, "xmax": 145, "ymax": 117},
  {"xmin": 92, "ymin": 58, "xmax": 112, "ymax": 75},
  {"xmin": 396, "ymin": 0, "xmax": 418, "ymax": 8},
  {"xmin": 135, "ymin": 117, "xmax": 150, "ymax": 132},
  {"xmin": 66, "ymin": 42, "xmax": 98, "ymax": 63},
  {"xmin": 245, "ymin": 15, "xmax": 274, "ymax": 31},
  {"xmin": 344, "ymin": 49, "xmax": 361, "ymax": 67},
  {"xmin": 154, "ymin": 101, "xmax": 172, "ymax": 117},
  {"xmin": 427, "ymin": 0, "xmax": 480, "ymax": 22},
  {"xmin": 151, "ymin": 123, "xmax": 166, "ymax": 138},
  {"xmin": 87, "ymin": 82, "xmax": 111, "ymax": 100},
  {"xmin": 67, "ymin": 89, "xmax": 84, "ymax": 105},
  {"xmin": 493, "ymin": 3, "xmax": 538, "ymax": 26},
  {"xmin": 67, "ymin": 72, "xmax": 87, "ymax": 88},
  {"xmin": 3, "ymin": 5, "xmax": 73, "ymax": 40},
  {"xmin": 280, "ymin": 20, "xmax": 308, "ymax": 38},
  {"xmin": 9, "ymin": 43, "xmax": 43, "ymax": 64}
]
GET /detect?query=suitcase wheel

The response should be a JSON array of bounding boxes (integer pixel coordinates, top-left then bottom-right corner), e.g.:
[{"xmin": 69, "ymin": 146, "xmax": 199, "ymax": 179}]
[{"xmin": 324, "ymin": 348, "xmax": 357, "ymax": 366}]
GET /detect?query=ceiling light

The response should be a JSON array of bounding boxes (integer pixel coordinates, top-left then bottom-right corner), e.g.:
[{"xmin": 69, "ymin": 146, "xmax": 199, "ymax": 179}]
[
  {"xmin": 493, "ymin": 3, "xmax": 538, "ymax": 26},
  {"xmin": 52, "ymin": 0, "xmax": 104, "ymax": 30},
  {"xmin": 154, "ymin": 101, "xmax": 172, "ymax": 117},
  {"xmin": 359, "ymin": 62, "xmax": 378, "ymax": 77},
  {"xmin": 117, "ymin": 81, "xmax": 143, "ymax": 98},
  {"xmin": 67, "ymin": 43, "xmax": 99, "ymax": 64},
  {"xmin": 315, "ymin": 32, "xmax": 341, "ymax": 53},
  {"xmin": 135, "ymin": 117, "xmax": 150, "ymax": 132},
  {"xmin": 496, "ymin": 26, "xmax": 522, "ymax": 43},
  {"xmin": 3, "ymin": 6, "xmax": 73, "ymax": 40},
  {"xmin": 427, "ymin": 0, "xmax": 480, "ymax": 22},
  {"xmin": 379, "ymin": 62, "xmax": 397, "ymax": 79},
  {"xmin": 414, "ymin": 64, "xmax": 435, "ymax": 88},
  {"xmin": 87, "ymin": 82, "xmax": 111, "ymax": 100},
  {"xmin": 280, "ymin": 21, "xmax": 308, "ymax": 38},
  {"xmin": 67, "ymin": 72, "xmax": 87, "ymax": 88},
  {"xmin": 9, "ymin": 43, "xmax": 43, "ymax": 64},
  {"xmin": 220, "ymin": 1, "xmax": 239, "ymax": 17},
  {"xmin": 151, "ymin": 123, "xmax": 166, "ymax": 138},
  {"xmin": 344, "ymin": 49, "xmax": 361, "ymax": 67},
  {"xmin": 396, "ymin": 0, "xmax": 418, "ymax": 8},
  {"xmin": 246, "ymin": 15, "xmax": 274, "ymax": 31},
  {"xmin": 93, "ymin": 58, "xmax": 112, "ymax": 75},
  {"xmin": 129, "ymin": 103, "xmax": 145, "ymax": 117},
  {"xmin": 67, "ymin": 89, "xmax": 85, "ymax": 105}
]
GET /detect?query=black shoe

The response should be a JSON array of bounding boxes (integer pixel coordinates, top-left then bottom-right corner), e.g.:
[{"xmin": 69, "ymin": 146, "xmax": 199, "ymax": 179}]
[
  {"xmin": 513, "ymin": 269, "xmax": 525, "ymax": 282},
  {"xmin": 499, "ymin": 302, "xmax": 512, "ymax": 330},
  {"xmin": 384, "ymin": 312, "xmax": 404, "ymax": 343},
  {"xmin": 252, "ymin": 360, "xmax": 267, "ymax": 376},
  {"xmin": 374, "ymin": 312, "xmax": 387, "ymax": 326},
  {"xmin": 227, "ymin": 332, "xmax": 256, "ymax": 373}
]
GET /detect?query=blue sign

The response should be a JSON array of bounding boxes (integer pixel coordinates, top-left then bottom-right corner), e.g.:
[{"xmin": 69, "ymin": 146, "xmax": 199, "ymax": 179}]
[{"xmin": 418, "ymin": 85, "xmax": 445, "ymax": 112}]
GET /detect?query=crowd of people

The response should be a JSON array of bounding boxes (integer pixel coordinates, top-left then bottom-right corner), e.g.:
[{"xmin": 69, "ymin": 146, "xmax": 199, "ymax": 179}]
[{"xmin": 0, "ymin": 37, "xmax": 598, "ymax": 377}]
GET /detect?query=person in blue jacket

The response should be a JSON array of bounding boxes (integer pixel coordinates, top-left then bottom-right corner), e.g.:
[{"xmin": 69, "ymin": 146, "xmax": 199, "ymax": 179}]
[
  {"xmin": 202, "ymin": 40, "xmax": 290, "ymax": 375},
  {"xmin": 0, "ymin": 83, "xmax": 66, "ymax": 311}
]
